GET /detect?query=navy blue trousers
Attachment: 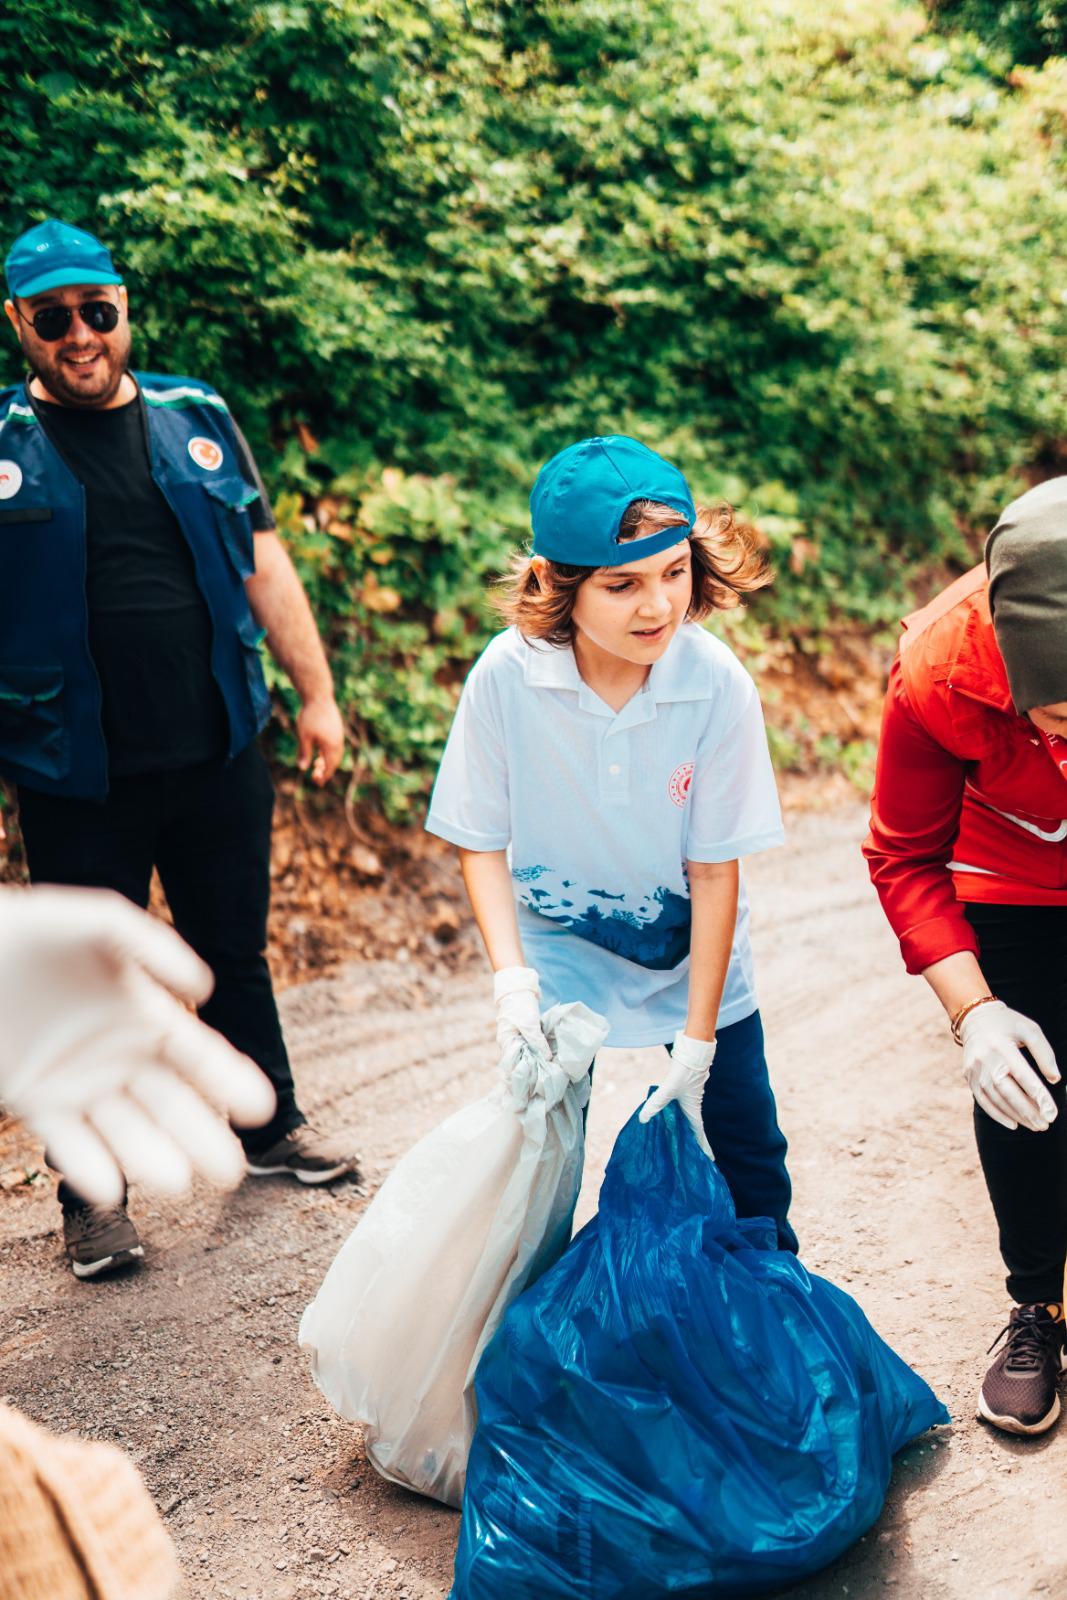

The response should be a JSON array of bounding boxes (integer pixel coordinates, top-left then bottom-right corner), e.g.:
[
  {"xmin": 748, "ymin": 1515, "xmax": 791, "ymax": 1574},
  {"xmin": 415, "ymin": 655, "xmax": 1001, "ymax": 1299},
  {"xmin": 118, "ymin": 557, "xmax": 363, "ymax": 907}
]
[{"xmin": 594, "ymin": 1008, "xmax": 797, "ymax": 1254}]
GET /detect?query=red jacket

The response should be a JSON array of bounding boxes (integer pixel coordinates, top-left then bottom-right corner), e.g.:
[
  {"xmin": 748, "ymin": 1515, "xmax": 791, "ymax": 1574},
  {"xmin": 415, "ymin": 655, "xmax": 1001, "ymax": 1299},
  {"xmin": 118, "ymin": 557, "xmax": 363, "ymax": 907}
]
[{"xmin": 863, "ymin": 565, "xmax": 1067, "ymax": 974}]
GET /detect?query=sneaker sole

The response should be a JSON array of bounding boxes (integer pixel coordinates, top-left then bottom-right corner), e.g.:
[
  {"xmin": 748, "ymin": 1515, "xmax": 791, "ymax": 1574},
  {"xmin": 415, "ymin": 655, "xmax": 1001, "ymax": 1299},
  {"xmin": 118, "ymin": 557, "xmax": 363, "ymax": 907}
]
[
  {"xmin": 245, "ymin": 1161, "xmax": 354, "ymax": 1185},
  {"xmin": 977, "ymin": 1389, "xmax": 1061, "ymax": 1436},
  {"xmin": 70, "ymin": 1245, "xmax": 145, "ymax": 1281}
]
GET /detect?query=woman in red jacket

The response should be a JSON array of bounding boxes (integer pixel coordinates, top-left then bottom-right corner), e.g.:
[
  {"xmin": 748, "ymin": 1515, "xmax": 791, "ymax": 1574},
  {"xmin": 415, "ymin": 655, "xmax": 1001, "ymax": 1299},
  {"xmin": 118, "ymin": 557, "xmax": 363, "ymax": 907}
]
[{"xmin": 864, "ymin": 477, "xmax": 1067, "ymax": 1437}]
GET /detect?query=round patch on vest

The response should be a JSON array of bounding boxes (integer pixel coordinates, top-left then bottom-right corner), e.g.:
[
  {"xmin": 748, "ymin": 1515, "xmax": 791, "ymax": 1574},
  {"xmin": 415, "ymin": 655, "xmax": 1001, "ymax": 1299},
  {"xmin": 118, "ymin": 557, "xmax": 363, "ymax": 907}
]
[
  {"xmin": 0, "ymin": 460, "xmax": 23, "ymax": 500},
  {"xmin": 668, "ymin": 761, "xmax": 694, "ymax": 807},
  {"xmin": 188, "ymin": 436, "xmax": 223, "ymax": 471}
]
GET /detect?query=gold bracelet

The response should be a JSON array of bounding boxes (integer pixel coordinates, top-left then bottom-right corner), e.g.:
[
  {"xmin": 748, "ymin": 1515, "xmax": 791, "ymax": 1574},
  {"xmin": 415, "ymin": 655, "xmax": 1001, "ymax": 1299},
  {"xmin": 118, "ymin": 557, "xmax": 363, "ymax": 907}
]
[{"xmin": 950, "ymin": 994, "xmax": 998, "ymax": 1046}]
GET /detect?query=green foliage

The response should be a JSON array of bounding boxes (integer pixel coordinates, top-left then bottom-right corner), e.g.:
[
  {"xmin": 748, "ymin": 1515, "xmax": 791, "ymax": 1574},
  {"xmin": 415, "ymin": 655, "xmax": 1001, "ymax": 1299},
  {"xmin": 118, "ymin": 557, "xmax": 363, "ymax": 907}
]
[
  {"xmin": 764, "ymin": 723, "xmax": 804, "ymax": 775},
  {"xmin": 925, "ymin": 2, "xmax": 1067, "ymax": 63},
  {"xmin": 265, "ymin": 468, "xmax": 523, "ymax": 821},
  {"xmin": 2, "ymin": 0, "xmax": 1066, "ymax": 810},
  {"xmin": 814, "ymin": 734, "xmax": 879, "ymax": 794}
]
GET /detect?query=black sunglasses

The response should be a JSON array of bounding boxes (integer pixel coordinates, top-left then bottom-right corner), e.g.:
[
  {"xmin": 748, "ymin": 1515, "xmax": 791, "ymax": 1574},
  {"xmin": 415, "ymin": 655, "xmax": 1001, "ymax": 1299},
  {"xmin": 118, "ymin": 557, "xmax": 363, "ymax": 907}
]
[{"xmin": 16, "ymin": 299, "xmax": 121, "ymax": 342}]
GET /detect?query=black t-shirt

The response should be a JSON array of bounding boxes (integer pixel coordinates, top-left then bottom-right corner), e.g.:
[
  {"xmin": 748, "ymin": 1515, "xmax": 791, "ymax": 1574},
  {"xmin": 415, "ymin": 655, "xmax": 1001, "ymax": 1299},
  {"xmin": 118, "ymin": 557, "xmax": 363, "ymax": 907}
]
[{"xmin": 36, "ymin": 391, "xmax": 273, "ymax": 777}]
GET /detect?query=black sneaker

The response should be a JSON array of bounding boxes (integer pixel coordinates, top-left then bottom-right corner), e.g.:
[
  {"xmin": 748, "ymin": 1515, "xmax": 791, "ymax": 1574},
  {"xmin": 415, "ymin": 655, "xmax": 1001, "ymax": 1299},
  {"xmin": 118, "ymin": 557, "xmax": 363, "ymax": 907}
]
[
  {"xmin": 978, "ymin": 1302, "xmax": 1067, "ymax": 1436},
  {"xmin": 62, "ymin": 1201, "xmax": 144, "ymax": 1280},
  {"xmin": 245, "ymin": 1124, "xmax": 359, "ymax": 1185}
]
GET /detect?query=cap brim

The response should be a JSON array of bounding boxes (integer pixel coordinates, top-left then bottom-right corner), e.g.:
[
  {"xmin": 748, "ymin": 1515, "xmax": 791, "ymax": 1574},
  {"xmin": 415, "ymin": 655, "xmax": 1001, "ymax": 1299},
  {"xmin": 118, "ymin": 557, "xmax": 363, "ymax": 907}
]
[{"xmin": 11, "ymin": 267, "xmax": 123, "ymax": 300}]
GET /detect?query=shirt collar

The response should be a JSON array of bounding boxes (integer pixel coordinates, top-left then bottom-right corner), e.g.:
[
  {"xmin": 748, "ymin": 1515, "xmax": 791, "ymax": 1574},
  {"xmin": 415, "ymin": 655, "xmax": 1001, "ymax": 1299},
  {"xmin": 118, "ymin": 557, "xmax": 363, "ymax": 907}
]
[
  {"xmin": 521, "ymin": 626, "xmax": 707, "ymax": 716},
  {"xmin": 522, "ymin": 640, "xmax": 584, "ymax": 692},
  {"xmin": 523, "ymin": 640, "xmax": 619, "ymax": 718},
  {"xmin": 647, "ymin": 628, "xmax": 710, "ymax": 703}
]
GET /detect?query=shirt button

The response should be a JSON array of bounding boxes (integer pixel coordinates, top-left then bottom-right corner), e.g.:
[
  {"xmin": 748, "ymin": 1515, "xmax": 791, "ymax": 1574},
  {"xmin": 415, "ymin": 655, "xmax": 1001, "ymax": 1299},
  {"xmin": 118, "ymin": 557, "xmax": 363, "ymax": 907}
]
[{"xmin": 609, "ymin": 763, "xmax": 621, "ymax": 776}]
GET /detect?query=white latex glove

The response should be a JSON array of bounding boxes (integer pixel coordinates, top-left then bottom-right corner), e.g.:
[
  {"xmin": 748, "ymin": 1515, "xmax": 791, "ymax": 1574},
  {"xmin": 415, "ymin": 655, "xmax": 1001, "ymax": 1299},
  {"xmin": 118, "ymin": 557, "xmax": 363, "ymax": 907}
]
[
  {"xmin": 0, "ymin": 886, "xmax": 276, "ymax": 1206},
  {"xmin": 960, "ymin": 999, "xmax": 1060, "ymax": 1133},
  {"xmin": 493, "ymin": 965, "xmax": 551, "ymax": 1058},
  {"xmin": 639, "ymin": 1031, "xmax": 716, "ymax": 1159}
]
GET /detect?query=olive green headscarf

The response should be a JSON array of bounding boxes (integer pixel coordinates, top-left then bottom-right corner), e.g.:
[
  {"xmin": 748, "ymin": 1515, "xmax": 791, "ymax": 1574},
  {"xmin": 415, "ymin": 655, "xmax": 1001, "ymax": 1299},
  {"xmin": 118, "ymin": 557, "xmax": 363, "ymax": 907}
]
[{"xmin": 985, "ymin": 476, "xmax": 1067, "ymax": 713}]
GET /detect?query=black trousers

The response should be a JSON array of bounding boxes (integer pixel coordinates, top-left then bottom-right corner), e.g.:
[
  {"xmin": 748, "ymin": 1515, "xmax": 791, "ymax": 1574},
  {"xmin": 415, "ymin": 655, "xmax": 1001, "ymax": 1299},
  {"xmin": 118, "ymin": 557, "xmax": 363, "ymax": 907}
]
[
  {"xmin": 17, "ymin": 742, "xmax": 303, "ymax": 1206},
  {"xmin": 965, "ymin": 902, "xmax": 1067, "ymax": 1305}
]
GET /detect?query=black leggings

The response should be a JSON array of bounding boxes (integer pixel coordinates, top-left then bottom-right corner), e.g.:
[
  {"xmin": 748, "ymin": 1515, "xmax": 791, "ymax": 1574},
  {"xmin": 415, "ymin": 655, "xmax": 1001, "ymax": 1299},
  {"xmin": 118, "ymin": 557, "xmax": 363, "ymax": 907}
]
[{"xmin": 965, "ymin": 903, "xmax": 1067, "ymax": 1305}]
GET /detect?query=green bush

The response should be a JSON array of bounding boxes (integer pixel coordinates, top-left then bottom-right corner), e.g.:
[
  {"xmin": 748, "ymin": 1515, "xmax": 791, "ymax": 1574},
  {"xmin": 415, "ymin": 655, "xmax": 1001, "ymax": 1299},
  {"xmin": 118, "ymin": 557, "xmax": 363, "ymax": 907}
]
[
  {"xmin": 265, "ymin": 465, "xmax": 524, "ymax": 821},
  {"xmin": 2, "ymin": 0, "xmax": 1066, "ymax": 814},
  {"xmin": 925, "ymin": 2, "xmax": 1067, "ymax": 63}
]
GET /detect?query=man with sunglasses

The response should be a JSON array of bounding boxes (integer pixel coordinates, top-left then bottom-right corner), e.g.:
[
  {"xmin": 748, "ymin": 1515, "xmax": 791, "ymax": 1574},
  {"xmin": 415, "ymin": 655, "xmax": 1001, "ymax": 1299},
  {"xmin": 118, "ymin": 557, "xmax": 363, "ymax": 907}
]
[{"xmin": 0, "ymin": 218, "xmax": 358, "ymax": 1279}]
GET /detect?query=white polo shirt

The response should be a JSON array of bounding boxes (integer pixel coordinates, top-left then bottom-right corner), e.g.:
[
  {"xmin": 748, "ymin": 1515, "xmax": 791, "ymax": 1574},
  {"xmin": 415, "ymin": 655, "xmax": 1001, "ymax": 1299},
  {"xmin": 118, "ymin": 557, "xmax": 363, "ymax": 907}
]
[{"xmin": 426, "ymin": 623, "xmax": 784, "ymax": 1046}]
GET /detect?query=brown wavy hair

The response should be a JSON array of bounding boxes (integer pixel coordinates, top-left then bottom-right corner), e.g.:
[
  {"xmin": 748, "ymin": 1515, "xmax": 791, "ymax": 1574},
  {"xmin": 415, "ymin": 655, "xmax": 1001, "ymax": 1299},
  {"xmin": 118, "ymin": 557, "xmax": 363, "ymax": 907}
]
[{"xmin": 496, "ymin": 498, "xmax": 772, "ymax": 647}]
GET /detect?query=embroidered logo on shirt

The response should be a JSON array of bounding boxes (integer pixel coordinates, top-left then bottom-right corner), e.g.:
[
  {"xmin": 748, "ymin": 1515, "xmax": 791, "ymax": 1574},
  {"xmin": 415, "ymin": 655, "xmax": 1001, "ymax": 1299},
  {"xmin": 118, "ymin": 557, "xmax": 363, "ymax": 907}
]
[
  {"xmin": 668, "ymin": 761, "xmax": 694, "ymax": 807},
  {"xmin": 0, "ymin": 460, "xmax": 23, "ymax": 499},
  {"xmin": 188, "ymin": 436, "xmax": 223, "ymax": 471}
]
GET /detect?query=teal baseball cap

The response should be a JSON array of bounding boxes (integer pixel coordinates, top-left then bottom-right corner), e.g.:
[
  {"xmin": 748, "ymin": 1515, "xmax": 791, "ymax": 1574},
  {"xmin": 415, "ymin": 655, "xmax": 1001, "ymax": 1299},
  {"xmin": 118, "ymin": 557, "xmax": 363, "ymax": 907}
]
[
  {"xmin": 5, "ymin": 219, "xmax": 122, "ymax": 300},
  {"xmin": 530, "ymin": 435, "xmax": 695, "ymax": 568}
]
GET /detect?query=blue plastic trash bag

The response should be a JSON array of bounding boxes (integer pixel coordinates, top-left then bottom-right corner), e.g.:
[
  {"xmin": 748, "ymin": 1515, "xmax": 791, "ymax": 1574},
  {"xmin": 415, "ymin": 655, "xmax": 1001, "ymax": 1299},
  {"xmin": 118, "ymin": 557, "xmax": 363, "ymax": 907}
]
[{"xmin": 451, "ymin": 1102, "xmax": 947, "ymax": 1599}]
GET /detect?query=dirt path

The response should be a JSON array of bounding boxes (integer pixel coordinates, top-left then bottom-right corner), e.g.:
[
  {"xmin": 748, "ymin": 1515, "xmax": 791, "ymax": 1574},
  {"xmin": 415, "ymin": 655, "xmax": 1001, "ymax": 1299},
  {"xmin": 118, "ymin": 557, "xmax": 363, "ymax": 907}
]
[{"xmin": 1, "ymin": 804, "xmax": 1064, "ymax": 1600}]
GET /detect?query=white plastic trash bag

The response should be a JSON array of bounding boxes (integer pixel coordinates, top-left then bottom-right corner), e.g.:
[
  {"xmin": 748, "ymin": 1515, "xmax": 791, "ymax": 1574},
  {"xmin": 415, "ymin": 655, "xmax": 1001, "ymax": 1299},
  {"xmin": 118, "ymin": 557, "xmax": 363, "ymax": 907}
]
[{"xmin": 298, "ymin": 1000, "xmax": 609, "ymax": 1507}]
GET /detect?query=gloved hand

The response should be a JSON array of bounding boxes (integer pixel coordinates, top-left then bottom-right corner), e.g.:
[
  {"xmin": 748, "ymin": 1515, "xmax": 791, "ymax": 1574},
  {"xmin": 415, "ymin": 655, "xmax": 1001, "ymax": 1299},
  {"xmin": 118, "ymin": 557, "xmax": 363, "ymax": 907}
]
[
  {"xmin": 638, "ymin": 1031, "xmax": 716, "ymax": 1159},
  {"xmin": 493, "ymin": 965, "xmax": 551, "ymax": 1058},
  {"xmin": 0, "ymin": 886, "xmax": 276, "ymax": 1207},
  {"xmin": 960, "ymin": 999, "xmax": 1060, "ymax": 1133}
]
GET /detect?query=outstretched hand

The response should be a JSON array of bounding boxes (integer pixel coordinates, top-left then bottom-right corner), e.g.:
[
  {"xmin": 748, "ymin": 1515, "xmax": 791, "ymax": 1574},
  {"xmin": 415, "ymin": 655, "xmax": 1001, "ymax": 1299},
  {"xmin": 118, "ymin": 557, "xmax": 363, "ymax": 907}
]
[{"xmin": 0, "ymin": 887, "xmax": 275, "ymax": 1206}]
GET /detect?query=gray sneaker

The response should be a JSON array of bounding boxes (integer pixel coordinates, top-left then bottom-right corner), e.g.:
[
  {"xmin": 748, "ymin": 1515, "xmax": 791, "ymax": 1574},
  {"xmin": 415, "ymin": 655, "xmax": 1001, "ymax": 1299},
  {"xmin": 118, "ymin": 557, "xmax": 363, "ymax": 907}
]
[
  {"xmin": 978, "ymin": 1302, "xmax": 1067, "ymax": 1436},
  {"xmin": 62, "ymin": 1202, "xmax": 144, "ymax": 1280},
  {"xmin": 245, "ymin": 1124, "xmax": 359, "ymax": 1185}
]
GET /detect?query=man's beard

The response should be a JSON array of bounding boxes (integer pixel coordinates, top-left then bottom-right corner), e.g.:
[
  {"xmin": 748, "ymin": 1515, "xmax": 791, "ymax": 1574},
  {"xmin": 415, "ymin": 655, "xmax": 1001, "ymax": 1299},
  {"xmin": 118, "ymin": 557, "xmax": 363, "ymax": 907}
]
[{"xmin": 24, "ymin": 325, "xmax": 132, "ymax": 409}]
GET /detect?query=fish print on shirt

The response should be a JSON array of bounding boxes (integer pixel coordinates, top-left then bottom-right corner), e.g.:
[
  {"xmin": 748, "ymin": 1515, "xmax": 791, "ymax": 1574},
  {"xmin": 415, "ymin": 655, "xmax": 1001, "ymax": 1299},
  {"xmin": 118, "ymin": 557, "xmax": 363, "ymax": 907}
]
[{"xmin": 514, "ymin": 865, "xmax": 692, "ymax": 971}]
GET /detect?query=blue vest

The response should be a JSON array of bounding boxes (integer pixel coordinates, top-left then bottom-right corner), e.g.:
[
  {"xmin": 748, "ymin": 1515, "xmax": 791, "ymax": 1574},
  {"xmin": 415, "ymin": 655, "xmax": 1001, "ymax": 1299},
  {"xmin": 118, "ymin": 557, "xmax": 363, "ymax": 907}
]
[{"xmin": 0, "ymin": 372, "xmax": 272, "ymax": 799}]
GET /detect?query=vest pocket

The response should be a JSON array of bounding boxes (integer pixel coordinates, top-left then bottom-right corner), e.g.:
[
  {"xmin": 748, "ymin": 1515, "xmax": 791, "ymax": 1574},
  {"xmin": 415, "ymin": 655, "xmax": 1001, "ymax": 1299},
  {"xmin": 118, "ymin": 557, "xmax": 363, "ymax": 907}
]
[
  {"xmin": 0, "ymin": 664, "xmax": 69, "ymax": 781},
  {"xmin": 205, "ymin": 482, "xmax": 257, "ymax": 578}
]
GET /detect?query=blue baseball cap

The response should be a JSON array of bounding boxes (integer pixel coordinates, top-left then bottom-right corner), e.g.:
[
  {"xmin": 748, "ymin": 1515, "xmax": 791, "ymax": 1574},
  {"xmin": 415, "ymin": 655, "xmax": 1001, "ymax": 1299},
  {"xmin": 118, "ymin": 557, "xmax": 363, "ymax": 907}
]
[
  {"xmin": 530, "ymin": 435, "xmax": 695, "ymax": 568},
  {"xmin": 5, "ymin": 219, "xmax": 123, "ymax": 300}
]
